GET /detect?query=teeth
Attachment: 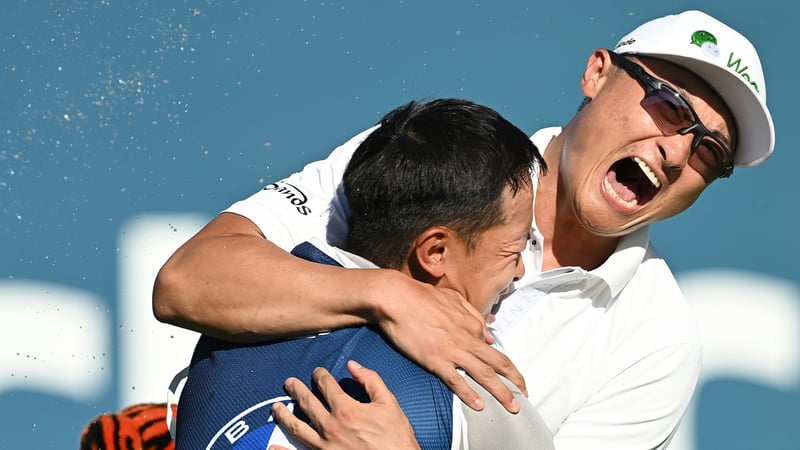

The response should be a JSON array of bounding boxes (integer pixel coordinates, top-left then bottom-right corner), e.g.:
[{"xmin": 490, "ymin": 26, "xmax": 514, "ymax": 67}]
[
  {"xmin": 604, "ymin": 177, "xmax": 638, "ymax": 208},
  {"xmin": 634, "ymin": 157, "xmax": 661, "ymax": 188}
]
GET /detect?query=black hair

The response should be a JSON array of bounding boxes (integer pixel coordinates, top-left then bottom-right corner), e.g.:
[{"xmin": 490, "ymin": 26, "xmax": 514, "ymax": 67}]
[{"xmin": 342, "ymin": 98, "xmax": 545, "ymax": 269}]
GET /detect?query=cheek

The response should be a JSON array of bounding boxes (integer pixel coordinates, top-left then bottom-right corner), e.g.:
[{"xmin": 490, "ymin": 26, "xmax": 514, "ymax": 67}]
[
  {"xmin": 491, "ymin": 262, "xmax": 517, "ymax": 291},
  {"xmin": 570, "ymin": 90, "xmax": 641, "ymax": 159},
  {"xmin": 658, "ymin": 185, "xmax": 705, "ymax": 221}
]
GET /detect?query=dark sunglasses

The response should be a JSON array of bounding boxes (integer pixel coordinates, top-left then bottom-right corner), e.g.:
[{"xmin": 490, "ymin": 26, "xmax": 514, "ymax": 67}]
[{"xmin": 608, "ymin": 50, "xmax": 734, "ymax": 179}]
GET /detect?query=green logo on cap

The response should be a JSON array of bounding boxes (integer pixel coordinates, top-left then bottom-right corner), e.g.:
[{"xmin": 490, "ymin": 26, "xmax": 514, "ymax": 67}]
[
  {"xmin": 690, "ymin": 30, "xmax": 717, "ymax": 47},
  {"xmin": 690, "ymin": 30, "xmax": 721, "ymax": 59}
]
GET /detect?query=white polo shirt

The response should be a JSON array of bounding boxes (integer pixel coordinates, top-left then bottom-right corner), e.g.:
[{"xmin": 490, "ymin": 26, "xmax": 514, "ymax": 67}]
[{"xmin": 225, "ymin": 127, "xmax": 702, "ymax": 450}]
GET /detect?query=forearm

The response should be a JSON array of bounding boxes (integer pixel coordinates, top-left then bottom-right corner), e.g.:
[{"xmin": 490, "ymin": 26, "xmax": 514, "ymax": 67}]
[
  {"xmin": 153, "ymin": 214, "xmax": 525, "ymax": 412},
  {"xmin": 152, "ymin": 212, "xmax": 387, "ymax": 342}
]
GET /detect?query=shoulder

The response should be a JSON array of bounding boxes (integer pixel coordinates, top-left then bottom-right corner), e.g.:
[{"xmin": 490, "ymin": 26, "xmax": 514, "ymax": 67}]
[
  {"xmin": 460, "ymin": 376, "xmax": 554, "ymax": 450},
  {"xmin": 223, "ymin": 126, "xmax": 380, "ymax": 249},
  {"xmin": 610, "ymin": 241, "xmax": 702, "ymax": 362}
]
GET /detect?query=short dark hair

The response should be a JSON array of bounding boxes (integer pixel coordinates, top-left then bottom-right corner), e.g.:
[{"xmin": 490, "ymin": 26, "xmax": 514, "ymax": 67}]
[{"xmin": 343, "ymin": 98, "xmax": 545, "ymax": 269}]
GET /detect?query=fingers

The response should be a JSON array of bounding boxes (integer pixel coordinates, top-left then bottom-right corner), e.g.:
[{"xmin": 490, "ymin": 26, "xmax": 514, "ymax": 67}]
[
  {"xmin": 459, "ymin": 361, "xmax": 520, "ymax": 413},
  {"xmin": 444, "ymin": 301, "xmax": 527, "ymax": 409},
  {"xmin": 461, "ymin": 296, "xmax": 490, "ymax": 329},
  {"xmin": 345, "ymin": 360, "xmax": 397, "ymax": 406},
  {"xmin": 446, "ymin": 344, "xmax": 527, "ymax": 413},
  {"xmin": 476, "ymin": 345, "xmax": 527, "ymax": 397},
  {"xmin": 274, "ymin": 363, "xmax": 419, "ymax": 450},
  {"xmin": 497, "ymin": 357, "xmax": 527, "ymax": 397},
  {"xmin": 272, "ymin": 376, "xmax": 332, "ymax": 449},
  {"xmin": 309, "ymin": 365, "xmax": 355, "ymax": 415},
  {"xmin": 455, "ymin": 297, "xmax": 496, "ymax": 345},
  {"xmin": 271, "ymin": 400, "xmax": 323, "ymax": 450},
  {"xmin": 311, "ymin": 361, "xmax": 399, "ymax": 423},
  {"xmin": 371, "ymin": 276, "xmax": 527, "ymax": 413},
  {"xmin": 482, "ymin": 325, "xmax": 496, "ymax": 345},
  {"xmin": 432, "ymin": 363, "xmax": 486, "ymax": 411},
  {"xmin": 286, "ymin": 374, "xmax": 332, "ymax": 423}
]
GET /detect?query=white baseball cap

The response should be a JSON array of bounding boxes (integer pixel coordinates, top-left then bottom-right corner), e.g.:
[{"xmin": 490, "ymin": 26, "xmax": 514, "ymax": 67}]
[{"xmin": 614, "ymin": 10, "xmax": 774, "ymax": 168}]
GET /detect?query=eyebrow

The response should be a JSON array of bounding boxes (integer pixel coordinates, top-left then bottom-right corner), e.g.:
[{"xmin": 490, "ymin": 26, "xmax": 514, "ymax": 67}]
[
  {"xmin": 672, "ymin": 83, "xmax": 734, "ymax": 148},
  {"xmin": 710, "ymin": 127, "xmax": 734, "ymax": 150}
]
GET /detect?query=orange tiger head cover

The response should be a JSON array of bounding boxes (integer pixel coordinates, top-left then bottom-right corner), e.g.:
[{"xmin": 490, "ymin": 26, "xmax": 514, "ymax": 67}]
[{"xmin": 79, "ymin": 402, "xmax": 176, "ymax": 450}]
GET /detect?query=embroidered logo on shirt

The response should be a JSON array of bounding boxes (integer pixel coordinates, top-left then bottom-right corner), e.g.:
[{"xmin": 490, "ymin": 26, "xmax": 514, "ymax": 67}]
[{"xmin": 263, "ymin": 181, "xmax": 312, "ymax": 215}]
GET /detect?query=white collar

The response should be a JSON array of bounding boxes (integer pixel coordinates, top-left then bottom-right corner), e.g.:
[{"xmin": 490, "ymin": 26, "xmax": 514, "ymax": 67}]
[
  {"xmin": 304, "ymin": 237, "xmax": 379, "ymax": 269},
  {"xmin": 590, "ymin": 227, "xmax": 649, "ymax": 298},
  {"xmin": 530, "ymin": 127, "xmax": 650, "ymax": 298}
]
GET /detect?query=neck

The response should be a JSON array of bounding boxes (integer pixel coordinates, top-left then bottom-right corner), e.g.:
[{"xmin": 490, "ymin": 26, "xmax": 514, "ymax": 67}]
[{"xmin": 535, "ymin": 132, "xmax": 619, "ymax": 271}]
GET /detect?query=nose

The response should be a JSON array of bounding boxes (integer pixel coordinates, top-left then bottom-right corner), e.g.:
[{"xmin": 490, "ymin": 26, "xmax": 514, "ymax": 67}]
[
  {"xmin": 513, "ymin": 254, "xmax": 525, "ymax": 282},
  {"xmin": 659, "ymin": 134, "xmax": 693, "ymax": 174}
]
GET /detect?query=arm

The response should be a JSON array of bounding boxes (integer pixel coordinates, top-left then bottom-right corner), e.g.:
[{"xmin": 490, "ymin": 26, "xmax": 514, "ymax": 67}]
[
  {"xmin": 153, "ymin": 211, "xmax": 390, "ymax": 341},
  {"xmin": 270, "ymin": 360, "xmax": 420, "ymax": 450},
  {"xmin": 153, "ymin": 212, "xmax": 523, "ymax": 411}
]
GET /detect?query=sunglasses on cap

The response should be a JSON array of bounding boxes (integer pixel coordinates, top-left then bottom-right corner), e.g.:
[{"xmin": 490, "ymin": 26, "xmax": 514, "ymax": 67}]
[{"xmin": 607, "ymin": 50, "xmax": 734, "ymax": 179}]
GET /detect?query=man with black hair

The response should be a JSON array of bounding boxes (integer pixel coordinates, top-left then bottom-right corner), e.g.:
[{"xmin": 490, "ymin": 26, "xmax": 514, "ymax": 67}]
[{"xmin": 172, "ymin": 99, "xmax": 552, "ymax": 449}]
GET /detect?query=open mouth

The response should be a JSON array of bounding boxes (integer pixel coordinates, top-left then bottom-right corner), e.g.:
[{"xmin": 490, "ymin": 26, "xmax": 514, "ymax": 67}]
[{"xmin": 604, "ymin": 157, "xmax": 661, "ymax": 211}]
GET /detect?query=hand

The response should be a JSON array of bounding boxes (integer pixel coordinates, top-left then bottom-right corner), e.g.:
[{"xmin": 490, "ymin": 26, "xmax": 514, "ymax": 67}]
[
  {"xmin": 373, "ymin": 271, "xmax": 526, "ymax": 413},
  {"xmin": 269, "ymin": 360, "xmax": 419, "ymax": 450}
]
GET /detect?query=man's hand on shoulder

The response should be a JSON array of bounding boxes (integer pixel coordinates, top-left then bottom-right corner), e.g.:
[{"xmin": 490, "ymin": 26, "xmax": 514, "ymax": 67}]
[
  {"xmin": 371, "ymin": 270, "xmax": 526, "ymax": 413},
  {"xmin": 270, "ymin": 360, "xmax": 419, "ymax": 450}
]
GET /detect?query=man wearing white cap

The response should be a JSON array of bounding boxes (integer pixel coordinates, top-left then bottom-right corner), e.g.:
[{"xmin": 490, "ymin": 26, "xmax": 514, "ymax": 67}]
[{"xmin": 153, "ymin": 10, "xmax": 775, "ymax": 449}]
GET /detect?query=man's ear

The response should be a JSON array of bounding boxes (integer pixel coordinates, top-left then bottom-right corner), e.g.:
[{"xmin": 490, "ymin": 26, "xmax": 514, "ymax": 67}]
[
  {"xmin": 411, "ymin": 226, "xmax": 454, "ymax": 279},
  {"xmin": 581, "ymin": 48, "xmax": 614, "ymax": 99}
]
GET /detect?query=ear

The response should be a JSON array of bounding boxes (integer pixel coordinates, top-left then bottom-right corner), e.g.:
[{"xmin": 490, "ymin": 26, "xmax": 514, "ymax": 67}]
[
  {"xmin": 581, "ymin": 48, "xmax": 614, "ymax": 99},
  {"xmin": 410, "ymin": 226, "xmax": 454, "ymax": 279}
]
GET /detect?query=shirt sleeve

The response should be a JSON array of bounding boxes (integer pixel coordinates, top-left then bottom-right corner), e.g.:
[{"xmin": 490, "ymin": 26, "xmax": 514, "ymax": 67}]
[
  {"xmin": 552, "ymin": 341, "xmax": 702, "ymax": 450},
  {"xmin": 461, "ymin": 375, "xmax": 554, "ymax": 450},
  {"xmin": 225, "ymin": 126, "xmax": 378, "ymax": 250}
]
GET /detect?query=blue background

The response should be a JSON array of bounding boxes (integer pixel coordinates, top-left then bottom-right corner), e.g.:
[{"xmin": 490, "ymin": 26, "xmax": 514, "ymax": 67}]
[{"xmin": 1, "ymin": 1, "xmax": 797, "ymax": 449}]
